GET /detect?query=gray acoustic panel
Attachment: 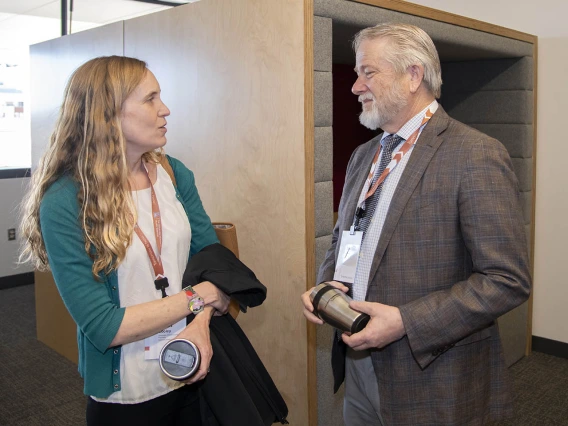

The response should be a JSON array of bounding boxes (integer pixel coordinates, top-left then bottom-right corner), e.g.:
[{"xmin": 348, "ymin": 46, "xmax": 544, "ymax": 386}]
[
  {"xmin": 520, "ymin": 190, "xmax": 532, "ymax": 225},
  {"xmin": 315, "ymin": 127, "xmax": 334, "ymax": 183},
  {"xmin": 314, "ymin": 0, "xmax": 533, "ymax": 63},
  {"xmin": 316, "ymin": 235, "xmax": 333, "ymax": 275},
  {"xmin": 442, "ymin": 57, "xmax": 533, "ymax": 92},
  {"xmin": 317, "ymin": 324, "xmax": 344, "ymax": 426},
  {"xmin": 315, "ymin": 16, "xmax": 333, "ymax": 72},
  {"xmin": 315, "ymin": 71, "xmax": 333, "ymax": 127},
  {"xmin": 443, "ymin": 91, "xmax": 533, "ymax": 125},
  {"xmin": 468, "ymin": 124, "xmax": 533, "ymax": 159},
  {"xmin": 511, "ymin": 158, "xmax": 533, "ymax": 192},
  {"xmin": 497, "ymin": 302, "xmax": 529, "ymax": 366},
  {"xmin": 315, "ymin": 181, "xmax": 334, "ymax": 237}
]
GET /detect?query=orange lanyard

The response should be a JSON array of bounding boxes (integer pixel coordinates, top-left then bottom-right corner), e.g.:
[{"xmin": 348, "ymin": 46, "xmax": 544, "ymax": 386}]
[
  {"xmin": 133, "ymin": 164, "xmax": 169, "ymax": 297},
  {"xmin": 357, "ymin": 108, "xmax": 434, "ymax": 208}
]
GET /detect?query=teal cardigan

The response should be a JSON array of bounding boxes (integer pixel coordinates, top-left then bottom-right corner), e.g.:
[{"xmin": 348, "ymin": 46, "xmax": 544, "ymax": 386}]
[{"xmin": 40, "ymin": 155, "xmax": 218, "ymax": 398}]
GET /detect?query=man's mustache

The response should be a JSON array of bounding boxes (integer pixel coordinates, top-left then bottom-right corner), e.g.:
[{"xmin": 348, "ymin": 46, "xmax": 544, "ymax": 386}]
[{"xmin": 358, "ymin": 94, "xmax": 375, "ymax": 103}]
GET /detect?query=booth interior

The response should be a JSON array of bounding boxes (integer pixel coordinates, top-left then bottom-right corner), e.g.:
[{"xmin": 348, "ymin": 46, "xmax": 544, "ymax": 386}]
[{"xmin": 312, "ymin": 0, "xmax": 534, "ymax": 424}]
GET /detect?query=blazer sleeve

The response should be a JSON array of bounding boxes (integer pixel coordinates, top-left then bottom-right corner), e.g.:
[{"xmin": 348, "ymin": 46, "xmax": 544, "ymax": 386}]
[
  {"xmin": 399, "ymin": 137, "xmax": 531, "ymax": 368},
  {"xmin": 168, "ymin": 156, "xmax": 219, "ymax": 256},
  {"xmin": 40, "ymin": 180, "xmax": 125, "ymax": 353}
]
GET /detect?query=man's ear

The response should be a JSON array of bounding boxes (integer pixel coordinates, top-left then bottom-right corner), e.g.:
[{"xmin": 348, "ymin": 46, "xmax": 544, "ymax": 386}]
[{"xmin": 407, "ymin": 64, "xmax": 425, "ymax": 94}]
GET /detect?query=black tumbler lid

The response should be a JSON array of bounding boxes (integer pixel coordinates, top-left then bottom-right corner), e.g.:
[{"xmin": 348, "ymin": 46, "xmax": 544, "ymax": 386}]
[{"xmin": 351, "ymin": 313, "xmax": 370, "ymax": 334}]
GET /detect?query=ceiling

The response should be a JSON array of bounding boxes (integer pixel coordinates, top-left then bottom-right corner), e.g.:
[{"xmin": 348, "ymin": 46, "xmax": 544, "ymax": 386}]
[{"xmin": 0, "ymin": 0, "xmax": 193, "ymax": 50}]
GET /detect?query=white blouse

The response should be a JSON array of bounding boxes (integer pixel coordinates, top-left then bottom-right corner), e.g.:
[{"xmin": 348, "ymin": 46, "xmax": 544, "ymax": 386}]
[{"xmin": 92, "ymin": 164, "xmax": 192, "ymax": 404}]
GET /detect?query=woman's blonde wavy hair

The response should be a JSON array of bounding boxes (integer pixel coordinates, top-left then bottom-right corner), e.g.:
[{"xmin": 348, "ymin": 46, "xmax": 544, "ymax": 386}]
[{"xmin": 20, "ymin": 55, "xmax": 163, "ymax": 279}]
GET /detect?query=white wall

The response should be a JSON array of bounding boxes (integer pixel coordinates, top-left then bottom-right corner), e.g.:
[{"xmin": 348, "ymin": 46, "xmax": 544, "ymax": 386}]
[
  {"xmin": 0, "ymin": 177, "xmax": 33, "ymax": 277},
  {"xmin": 408, "ymin": 0, "xmax": 568, "ymax": 344}
]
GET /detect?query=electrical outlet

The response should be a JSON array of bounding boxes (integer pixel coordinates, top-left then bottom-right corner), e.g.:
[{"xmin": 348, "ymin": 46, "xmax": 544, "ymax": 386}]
[{"xmin": 8, "ymin": 228, "xmax": 16, "ymax": 241}]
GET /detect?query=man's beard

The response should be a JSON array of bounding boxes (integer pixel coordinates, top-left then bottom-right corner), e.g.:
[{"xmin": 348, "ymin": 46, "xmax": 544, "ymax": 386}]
[{"xmin": 358, "ymin": 80, "xmax": 407, "ymax": 130}]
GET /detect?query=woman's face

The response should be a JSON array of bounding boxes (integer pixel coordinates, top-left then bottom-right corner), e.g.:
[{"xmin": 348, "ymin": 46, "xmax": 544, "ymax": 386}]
[{"xmin": 121, "ymin": 70, "xmax": 170, "ymax": 159}]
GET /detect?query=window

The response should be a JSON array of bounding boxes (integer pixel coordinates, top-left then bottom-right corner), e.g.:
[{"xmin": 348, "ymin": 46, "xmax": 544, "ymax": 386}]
[
  {"xmin": 0, "ymin": 1, "xmax": 177, "ymax": 174},
  {"xmin": 0, "ymin": 47, "xmax": 30, "ymax": 170}
]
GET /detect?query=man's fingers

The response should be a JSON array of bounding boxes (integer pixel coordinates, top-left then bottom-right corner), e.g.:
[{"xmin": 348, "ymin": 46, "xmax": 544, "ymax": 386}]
[
  {"xmin": 301, "ymin": 291, "xmax": 314, "ymax": 310},
  {"xmin": 303, "ymin": 308, "xmax": 324, "ymax": 325},
  {"xmin": 349, "ymin": 341, "xmax": 371, "ymax": 351},
  {"xmin": 326, "ymin": 280, "xmax": 350, "ymax": 293},
  {"xmin": 342, "ymin": 330, "xmax": 366, "ymax": 348},
  {"xmin": 349, "ymin": 300, "xmax": 377, "ymax": 315}
]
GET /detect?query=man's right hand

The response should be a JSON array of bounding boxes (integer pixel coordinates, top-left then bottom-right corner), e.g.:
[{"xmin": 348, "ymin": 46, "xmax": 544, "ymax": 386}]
[{"xmin": 301, "ymin": 280, "xmax": 350, "ymax": 325}]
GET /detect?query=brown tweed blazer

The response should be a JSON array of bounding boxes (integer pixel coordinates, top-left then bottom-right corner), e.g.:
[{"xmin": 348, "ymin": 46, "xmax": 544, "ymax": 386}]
[{"xmin": 317, "ymin": 106, "xmax": 531, "ymax": 425}]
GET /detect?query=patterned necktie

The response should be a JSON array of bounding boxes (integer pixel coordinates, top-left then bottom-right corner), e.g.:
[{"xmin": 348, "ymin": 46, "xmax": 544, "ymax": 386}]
[{"xmin": 358, "ymin": 134, "xmax": 404, "ymax": 238}]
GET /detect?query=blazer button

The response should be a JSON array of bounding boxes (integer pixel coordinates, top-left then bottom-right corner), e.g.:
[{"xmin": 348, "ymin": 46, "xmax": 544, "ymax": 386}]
[
  {"xmin": 113, "ymin": 349, "xmax": 118, "ymax": 354},
  {"xmin": 114, "ymin": 384, "xmax": 119, "ymax": 389},
  {"xmin": 114, "ymin": 369, "xmax": 118, "ymax": 375}
]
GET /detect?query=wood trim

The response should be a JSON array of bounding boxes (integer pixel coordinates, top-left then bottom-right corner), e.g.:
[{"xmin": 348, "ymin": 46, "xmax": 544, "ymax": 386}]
[
  {"xmin": 350, "ymin": 0, "xmax": 537, "ymax": 44},
  {"xmin": 305, "ymin": 0, "xmax": 318, "ymax": 425},
  {"xmin": 526, "ymin": 40, "xmax": 538, "ymax": 356}
]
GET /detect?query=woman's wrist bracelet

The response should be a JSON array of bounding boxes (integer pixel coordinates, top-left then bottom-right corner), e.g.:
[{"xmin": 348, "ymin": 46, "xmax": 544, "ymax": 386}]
[{"xmin": 182, "ymin": 285, "xmax": 205, "ymax": 315}]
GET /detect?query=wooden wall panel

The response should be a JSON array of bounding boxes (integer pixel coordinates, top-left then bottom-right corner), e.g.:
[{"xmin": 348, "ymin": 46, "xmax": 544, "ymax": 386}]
[
  {"xmin": 30, "ymin": 22, "xmax": 124, "ymax": 364},
  {"xmin": 123, "ymin": 1, "xmax": 307, "ymax": 423}
]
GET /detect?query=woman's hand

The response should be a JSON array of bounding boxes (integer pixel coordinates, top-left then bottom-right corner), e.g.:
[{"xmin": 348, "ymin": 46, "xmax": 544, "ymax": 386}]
[
  {"xmin": 192, "ymin": 281, "xmax": 231, "ymax": 315},
  {"xmin": 175, "ymin": 306, "xmax": 215, "ymax": 384}
]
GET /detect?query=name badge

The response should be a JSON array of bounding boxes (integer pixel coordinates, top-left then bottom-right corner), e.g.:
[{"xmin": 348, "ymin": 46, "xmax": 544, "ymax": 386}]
[
  {"xmin": 144, "ymin": 318, "xmax": 186, "ymax": 360},
  {"xmin": 333, "ymin": 230, "xmax": 363, "ymax": 284}
]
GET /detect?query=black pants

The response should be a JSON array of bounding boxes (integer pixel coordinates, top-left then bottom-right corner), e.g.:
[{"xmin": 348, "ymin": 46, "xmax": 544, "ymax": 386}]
[{"xmin": 87, "ymin": 384, "xmax": 201, "ymax": 426}]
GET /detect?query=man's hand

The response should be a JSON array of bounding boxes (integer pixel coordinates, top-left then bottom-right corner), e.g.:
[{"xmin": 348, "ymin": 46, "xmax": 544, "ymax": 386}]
[
  {"xmin": 175, "ymin": 306, "xmax": 215, "ymax": 384},
  {"xmin": 342, "ymin": 301, "xmax": 406, "ymax": 350},
  {"xmin": 301, "ymin": 280, "xmax": 349, "ymax": 325}
]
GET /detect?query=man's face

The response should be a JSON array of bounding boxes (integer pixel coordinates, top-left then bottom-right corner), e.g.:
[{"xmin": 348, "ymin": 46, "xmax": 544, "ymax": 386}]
[{"xmin": 352, "ymin": 38, "xmax": 409, "ymax": 131}]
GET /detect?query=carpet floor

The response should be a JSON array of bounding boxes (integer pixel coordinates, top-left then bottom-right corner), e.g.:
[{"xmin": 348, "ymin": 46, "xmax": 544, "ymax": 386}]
[{"xmin": 1, "ymin": 284, "xmax": 566, "ymax": 425}]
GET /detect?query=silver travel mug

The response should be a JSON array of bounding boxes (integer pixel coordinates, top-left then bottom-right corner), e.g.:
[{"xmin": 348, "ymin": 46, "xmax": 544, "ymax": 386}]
[
  {"xmin": 310, "ymin": 282, "xmax": 370, "ymax": 333},
  {"xmin": 159, "ymin": 339, "xmax": 201, "ymax": 380}
]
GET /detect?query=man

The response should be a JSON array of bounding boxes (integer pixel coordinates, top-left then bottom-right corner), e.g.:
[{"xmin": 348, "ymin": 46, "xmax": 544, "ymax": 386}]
[{"xmin": 302, "ymin": 23, "xmax": 530, "ymax": 426}]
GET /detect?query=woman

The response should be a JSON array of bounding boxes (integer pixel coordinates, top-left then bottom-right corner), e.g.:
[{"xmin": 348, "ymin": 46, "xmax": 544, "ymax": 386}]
[{"xmin": 20, "ymin": 56, "xmax": 229, "ymax": 425}]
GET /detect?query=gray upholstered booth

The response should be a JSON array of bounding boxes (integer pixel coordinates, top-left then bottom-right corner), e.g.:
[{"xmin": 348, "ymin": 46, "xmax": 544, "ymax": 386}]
[{"xmin": 312, "ymin": 1, "xmax": 535, "ymax": 424}]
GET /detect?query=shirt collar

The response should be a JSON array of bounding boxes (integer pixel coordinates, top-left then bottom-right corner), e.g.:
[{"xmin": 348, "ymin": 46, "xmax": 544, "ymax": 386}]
[{"xmin": 381, "ymin": 100, "xmax": 439, "ymax": 145}]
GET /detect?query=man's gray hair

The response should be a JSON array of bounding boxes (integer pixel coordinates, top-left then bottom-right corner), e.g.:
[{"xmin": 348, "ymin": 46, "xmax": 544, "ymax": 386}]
[{"xmin": 353, "ymin": 23, "xmax": 442, "ymax": 98}]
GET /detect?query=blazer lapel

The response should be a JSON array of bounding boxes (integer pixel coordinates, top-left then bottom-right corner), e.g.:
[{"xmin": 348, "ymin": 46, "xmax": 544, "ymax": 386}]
[{"xmin": 365, "ymin": 107, "xmax": 451, "ymax": 292}]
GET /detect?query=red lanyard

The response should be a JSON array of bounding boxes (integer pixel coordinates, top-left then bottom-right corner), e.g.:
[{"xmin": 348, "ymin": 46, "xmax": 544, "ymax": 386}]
[
  {"xmin": 132, "ymin": 164, "xmax": 169, "ymax": 297},
  {"xmin": 357, "ymin": 108, "xmax": 434, "ymax": 208}
]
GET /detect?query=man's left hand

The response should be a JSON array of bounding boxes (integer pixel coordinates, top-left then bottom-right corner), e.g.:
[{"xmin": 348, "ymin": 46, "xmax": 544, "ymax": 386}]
[{"xmin": 342, "ymin": 301, "xmax": 406, "ymax": 350}]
